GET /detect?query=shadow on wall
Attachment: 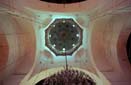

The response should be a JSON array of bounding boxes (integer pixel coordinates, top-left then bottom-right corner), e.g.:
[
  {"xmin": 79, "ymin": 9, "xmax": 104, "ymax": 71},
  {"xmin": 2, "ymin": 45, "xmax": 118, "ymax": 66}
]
[{"xmin": 126, "ymin": 32, "xmax": 131, "ymax": 64}]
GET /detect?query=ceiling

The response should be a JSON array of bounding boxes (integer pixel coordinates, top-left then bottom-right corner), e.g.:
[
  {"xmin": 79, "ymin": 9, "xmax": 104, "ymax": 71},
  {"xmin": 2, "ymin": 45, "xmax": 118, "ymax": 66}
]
[{"xmin": 0, "ymin": 0, "xmax": 131, "ymax": 85}]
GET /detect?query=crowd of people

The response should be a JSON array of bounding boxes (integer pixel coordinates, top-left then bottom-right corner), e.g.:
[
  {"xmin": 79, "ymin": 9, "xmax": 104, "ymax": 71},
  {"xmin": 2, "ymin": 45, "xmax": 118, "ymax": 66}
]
[{"xmin": 36, "ymin": 68, "xmax": 96, "ymax": 85}]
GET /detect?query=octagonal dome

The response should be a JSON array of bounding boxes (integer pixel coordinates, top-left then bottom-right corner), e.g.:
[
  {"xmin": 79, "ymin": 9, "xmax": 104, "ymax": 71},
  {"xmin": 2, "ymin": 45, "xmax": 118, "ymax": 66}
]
[{"xmin": 45, "ymin": 18, "xmax": 83, "ymax": 55}]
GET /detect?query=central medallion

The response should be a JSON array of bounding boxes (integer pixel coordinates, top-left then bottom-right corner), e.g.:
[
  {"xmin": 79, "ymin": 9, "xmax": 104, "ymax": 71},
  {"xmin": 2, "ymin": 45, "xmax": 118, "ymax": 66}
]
[{"xmin": 45, "ymin": 18, "xmax": 82, "ymax": 55}]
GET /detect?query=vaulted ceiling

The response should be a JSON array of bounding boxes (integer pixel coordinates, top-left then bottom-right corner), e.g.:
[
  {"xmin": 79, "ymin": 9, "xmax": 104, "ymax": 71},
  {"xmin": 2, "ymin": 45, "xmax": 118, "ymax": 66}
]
[{"xmin": 0, "ymin": 0, "xmax": 131, "ymax": 85}]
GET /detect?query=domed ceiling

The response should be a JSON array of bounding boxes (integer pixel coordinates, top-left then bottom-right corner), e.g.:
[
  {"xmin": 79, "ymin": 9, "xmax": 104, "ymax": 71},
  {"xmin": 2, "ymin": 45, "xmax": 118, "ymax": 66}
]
[{"xmin": 0, "ymin": 0, "xmax": 131, "ymax": 85}]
